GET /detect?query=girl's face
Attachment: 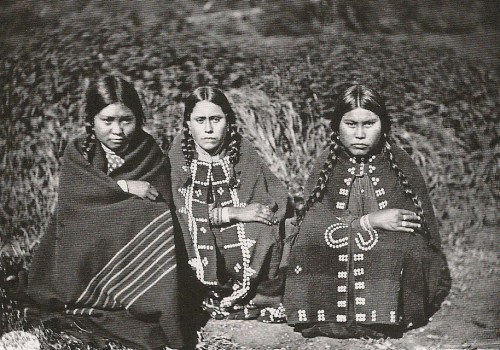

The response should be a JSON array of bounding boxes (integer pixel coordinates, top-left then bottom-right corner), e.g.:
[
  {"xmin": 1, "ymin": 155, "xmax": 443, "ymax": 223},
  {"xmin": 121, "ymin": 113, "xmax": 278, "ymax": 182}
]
[
  {"xmin": 94, "ymin": 102, "xmax": 137, "ymax": 153},
  {"xmin": 339, "ymin": 107, "xmax": 382, "ymax": 156},
  {"xmin": 187, "ymin": 100, "xmax": 228, "ymax": 155}
]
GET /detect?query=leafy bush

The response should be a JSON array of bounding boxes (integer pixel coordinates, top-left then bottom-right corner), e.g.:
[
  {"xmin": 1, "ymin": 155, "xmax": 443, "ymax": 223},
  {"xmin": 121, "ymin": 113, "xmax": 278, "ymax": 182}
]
[{"xmin": 1, "ymin": 17, "xmax": 498, "ymax": 250}]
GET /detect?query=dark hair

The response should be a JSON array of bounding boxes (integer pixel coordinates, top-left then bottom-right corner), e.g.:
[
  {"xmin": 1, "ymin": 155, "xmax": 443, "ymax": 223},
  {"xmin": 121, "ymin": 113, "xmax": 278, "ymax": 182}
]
[
  {"xmin": 181, "ymin": 87, "xmax": 241, "ymax": 166},
  {"xmin": 302, "ymin": 84, "xmax": 429, "ymax": 238},
  {"xmin": 82, "ymin": 76, "xmax": 145, "ymax": 160},
  {"xmin": 329, "ymin": 84, "xmax": 390, "ymax": 134}
]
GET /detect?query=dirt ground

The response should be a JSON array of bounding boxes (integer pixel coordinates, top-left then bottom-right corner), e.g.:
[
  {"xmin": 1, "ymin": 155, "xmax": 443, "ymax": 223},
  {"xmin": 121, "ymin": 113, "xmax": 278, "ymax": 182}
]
[{"xmin": 201, "ymin": 241, "xmax": 499, "ymax": 349}]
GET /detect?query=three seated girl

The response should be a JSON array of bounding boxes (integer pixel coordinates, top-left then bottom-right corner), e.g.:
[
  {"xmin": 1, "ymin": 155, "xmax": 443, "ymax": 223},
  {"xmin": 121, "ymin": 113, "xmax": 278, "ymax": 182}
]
[{"xmin": 24, "ymin": 78, "xmax": 450, "ymax": 348}]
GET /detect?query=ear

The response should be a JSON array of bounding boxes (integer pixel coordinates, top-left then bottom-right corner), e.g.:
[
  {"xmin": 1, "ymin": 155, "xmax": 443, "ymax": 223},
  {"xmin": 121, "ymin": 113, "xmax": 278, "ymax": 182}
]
[{"xmin": 186, "ymin": 120, "xmax": 192, "ymax": 131}]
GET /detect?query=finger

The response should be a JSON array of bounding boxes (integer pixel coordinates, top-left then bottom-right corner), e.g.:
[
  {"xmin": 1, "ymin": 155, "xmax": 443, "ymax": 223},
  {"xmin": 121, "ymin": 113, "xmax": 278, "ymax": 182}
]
[
  {"xmin": 401, "ymin": 221, "xmax": 420, "ymax": 232},
  {"xmin": 399, "ymin": 227, "xmax": 415, "ymax": 233},
  {"xmin": 409, "ymin": 221, "xmax": 420, "ymax": 228},
  {"xmin": 400, "ymin": 210, "xmax": 416, "ymax": 217},
  {"xmin": 258, "ymin": 212, "xmax": 274, "ymax": 222},
  {"xmin": 402, "ymin": 221, "xmax": 421, "ymax": 229},
  {"xmin": 257, "ymin": 217, "xmax": 272, "ymax": 225},
  {"xmin": 403, "ymin": 214, "xmax": 420, "ymax": 222},
  {"xmin": 146, "ymin": 192, "xmax": 157, "ymax": 201}
]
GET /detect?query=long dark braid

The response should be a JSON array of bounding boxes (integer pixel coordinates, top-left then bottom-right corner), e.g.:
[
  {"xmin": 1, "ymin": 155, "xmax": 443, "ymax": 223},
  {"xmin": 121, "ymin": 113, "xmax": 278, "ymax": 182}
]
[
  {"xmin": 181, "ymin": 125, "xmax": 196, "ymax": 166},
  {"xmin": 297, "ymin": 132, "xmax": 341, "ymax": 222},
  {"xmin": 226, "ymin": 123, "xmax": 242, "ymax": 165},
  {"xmin": 82, "ymin": 123, "xmax": 97, "ymax": 161},
  {"xmin": 384, "ymin": 138, "xmax": 430, "ymax": 238}
]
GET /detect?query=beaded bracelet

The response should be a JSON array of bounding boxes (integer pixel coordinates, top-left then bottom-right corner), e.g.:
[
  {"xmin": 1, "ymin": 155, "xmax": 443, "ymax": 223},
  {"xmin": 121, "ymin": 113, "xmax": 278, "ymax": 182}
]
[
  {"xmin": 360, "ymin": 214, "xmax": 374, "ymax": 232},
  {"xmin": 209, "ymin": 207, "xmax": 231, "ymax": 227},
  {"xmin": 221, "ymin": 207, "xmax": 229, "ymax": 223},
  {"xmin": 365, "ymin": 214, "xmax": 374, "ymax": 231},
  {"xmin": 360, "ymin": 215, "xmax": 368, "ymax": 232}
]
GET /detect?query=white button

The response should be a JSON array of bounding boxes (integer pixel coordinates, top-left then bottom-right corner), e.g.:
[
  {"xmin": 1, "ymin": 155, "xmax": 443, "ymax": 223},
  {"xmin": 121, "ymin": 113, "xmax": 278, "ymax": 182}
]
[{"xmin": 360, "ymin": 189, "xmax": 365, "ymax": 193}]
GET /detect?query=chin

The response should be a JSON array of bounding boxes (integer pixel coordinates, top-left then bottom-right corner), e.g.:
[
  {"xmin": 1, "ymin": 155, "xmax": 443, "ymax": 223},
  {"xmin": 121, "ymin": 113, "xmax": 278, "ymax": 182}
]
[
  {"xmin": 349, "ymin": 150, "xmax": 369, "ymax": 156},
  {"xmin": 200, "ymin": 145, "xmax": 217, "ymax": 154}
]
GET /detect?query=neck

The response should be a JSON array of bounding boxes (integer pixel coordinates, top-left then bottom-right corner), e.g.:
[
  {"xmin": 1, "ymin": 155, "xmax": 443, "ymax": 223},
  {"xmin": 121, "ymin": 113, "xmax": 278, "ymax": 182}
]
[
  {"xmin": 194, "ymin": 140, "xmax": 226, "ymax": 162},
  {"xmin": 100, "ymin": 142, "xmax": 129, "ymax": 156}
]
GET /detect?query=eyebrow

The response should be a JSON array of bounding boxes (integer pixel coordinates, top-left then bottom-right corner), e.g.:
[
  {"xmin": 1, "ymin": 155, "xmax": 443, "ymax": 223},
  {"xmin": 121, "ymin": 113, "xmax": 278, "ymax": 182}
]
[
  {"xmin": 343, "ymin": 117, "xmax": 378, "ymax": 123},
  {"xmin": 98, "ymin": 114, "xmax": 135, "ymax": 119},
  {"xmin": 192, "ymin": 114, "xmax": 224, "ymax": 118}
]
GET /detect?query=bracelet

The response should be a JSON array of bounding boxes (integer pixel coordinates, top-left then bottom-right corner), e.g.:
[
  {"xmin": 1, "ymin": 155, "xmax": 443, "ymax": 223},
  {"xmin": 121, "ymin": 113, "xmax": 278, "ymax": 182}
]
[
  {"xmin": 209, "ymin": 207, "xmax": 230, "ymax": 226},
  {"xmin": 364, "ymin": 214, "xmax": 374, "ymax": 231},
  {"xmin": 360, "ymin": 214, "xmax": 374, "ymax": 232},
  {"xmin": 359, "ymin": 215, "xmax": 368, "ymax": 232},
  {"xmin": 221, "ymin": 207, "xmax": 230, "ymax": 224}
]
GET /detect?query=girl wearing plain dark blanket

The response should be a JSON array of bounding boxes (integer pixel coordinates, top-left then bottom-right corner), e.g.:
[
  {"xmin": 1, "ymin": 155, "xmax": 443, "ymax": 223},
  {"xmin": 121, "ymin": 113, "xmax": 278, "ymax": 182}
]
[
  {"xmin": 169, "ymin": 87, "xmax": 291, "ymax": 322},
  {"xmin": 284, "ymin": 84, "xmax": 451, "ymax": 338},
  {"xmin": 25, "ymin": 76, "xmax": 184, "ymax": 349}
]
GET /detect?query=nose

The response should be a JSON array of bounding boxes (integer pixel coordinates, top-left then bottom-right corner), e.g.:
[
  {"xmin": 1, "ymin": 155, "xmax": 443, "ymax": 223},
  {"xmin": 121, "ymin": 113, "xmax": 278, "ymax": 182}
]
[
  {"xmin": 204, "ymin": 120, "xmax": 213, "ymax": 133},
  {"xmin": 355, "ymin": 126, "xmax": 365, "ymax": 139},
  {"xmin": 111, "ymin": 121, "xmax": 123, "ymax": 134}
]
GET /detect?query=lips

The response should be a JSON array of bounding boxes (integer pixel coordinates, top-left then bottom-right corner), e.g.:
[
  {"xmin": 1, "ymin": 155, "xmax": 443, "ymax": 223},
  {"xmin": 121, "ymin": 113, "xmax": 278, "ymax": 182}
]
[{"xmin": 352, "ymin": 144, "xmax": 368, "ymax": 148}]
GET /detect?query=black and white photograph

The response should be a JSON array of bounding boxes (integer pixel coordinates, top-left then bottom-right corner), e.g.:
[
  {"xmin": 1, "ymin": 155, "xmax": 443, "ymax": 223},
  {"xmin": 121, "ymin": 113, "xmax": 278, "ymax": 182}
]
[{"xmin": 0, "ymin": 1, "xmax": 498, "ymax": 349}]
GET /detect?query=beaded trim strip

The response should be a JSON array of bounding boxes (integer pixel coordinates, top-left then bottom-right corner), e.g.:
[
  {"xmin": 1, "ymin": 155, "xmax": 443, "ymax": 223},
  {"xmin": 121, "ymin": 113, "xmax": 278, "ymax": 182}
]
[{"xmin": 180, "ymin": 156, "xmax": 254, "ymax": 305}]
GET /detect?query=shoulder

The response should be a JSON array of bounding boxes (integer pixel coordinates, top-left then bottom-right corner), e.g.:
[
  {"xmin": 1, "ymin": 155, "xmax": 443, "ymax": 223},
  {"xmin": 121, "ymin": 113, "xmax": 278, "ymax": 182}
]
[
  {"xmin": 389, "ymin": 144, "xmax": 422, "ymax": 176},
  {"xmin": 169, "ymin": 133, "xmax": 184, "ymax": 151},
  {"xmin": 309, "ymin": 145, "xmax": 332, "ymax": 173},
  {"xmin": 317, "ymin": 146, "xmax": 332, "ymax": 164},
  {"xmin": 239, "ymin": 137, "xmax": 260, "ymax": 158},
  {"xmin": 138, "ymin": 129, "xmax": 161, "ymax": 149},
  {"xmin": 388, "ymin": 143, "xmax": 428, "ymax": 190},
  {"xmin": 237, "ymin": 137, "xmax": 268, "ymax": 170},
  {"xmin": 63, "ymin": 135, "xmax": 85, "ymax": 159},
  {"xmin": 167, "ymin": 133, "xmax": 185, "ymax": 166}
]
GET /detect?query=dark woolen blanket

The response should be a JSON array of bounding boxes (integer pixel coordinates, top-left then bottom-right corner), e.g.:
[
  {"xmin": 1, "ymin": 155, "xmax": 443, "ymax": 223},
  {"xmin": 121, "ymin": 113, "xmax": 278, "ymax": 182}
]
[
  {"xmin": 169, "ymin": 135, "xmax": 290, "ymax": 309},
  {"xmin": 284, "ymin": 145, "xmax": 451, "ymax": 333},
  {"xmin": 25, "ymin": 130, "xmax": 184, "ymax": 350}
]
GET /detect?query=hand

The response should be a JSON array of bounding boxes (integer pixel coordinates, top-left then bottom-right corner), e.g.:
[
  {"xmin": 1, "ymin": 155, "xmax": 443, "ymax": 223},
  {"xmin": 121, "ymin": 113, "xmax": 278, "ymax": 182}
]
[
  {"xmin": 228, "ymin": 203, "xmax": 278, "ymax": 225},
  {"xmin": 367, "ymin": 208, "xmax": 421, "ymax": 233},
  {"xmin": 126, "ymin": 180, "xmax": 159, "ymax": 201}
]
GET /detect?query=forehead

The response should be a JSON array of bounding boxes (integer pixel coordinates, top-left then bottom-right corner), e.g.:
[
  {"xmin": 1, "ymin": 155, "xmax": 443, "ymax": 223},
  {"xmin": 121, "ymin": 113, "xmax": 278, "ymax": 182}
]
[
  {"xmin": 342, "ymin": 107, "xmax": 380, "ymax": 122},
  {"xmin": 97, "ymin": 103, "xmax": 134, "ymax": 117},
  {"xmin": 191, "ymin": 100, "xmax": 224, "ymax": 117}
]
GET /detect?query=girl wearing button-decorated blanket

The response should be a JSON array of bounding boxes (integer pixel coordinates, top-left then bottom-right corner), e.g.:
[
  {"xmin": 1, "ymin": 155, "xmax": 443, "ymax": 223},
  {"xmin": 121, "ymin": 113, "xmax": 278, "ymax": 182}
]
[
  {"xmin": 169, "ymin": 87, "xmax": 291, "ymax": 322},
  {"xmin": 284, "ymin": 84, "xmax": 451, "ymax": 338}
]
